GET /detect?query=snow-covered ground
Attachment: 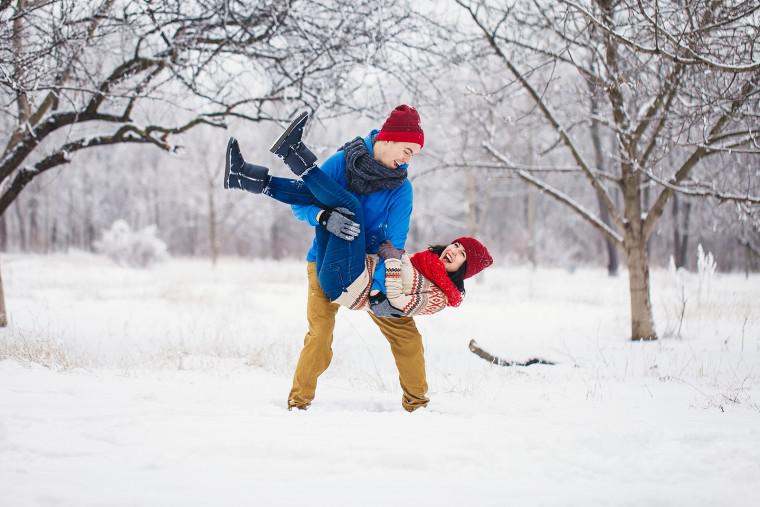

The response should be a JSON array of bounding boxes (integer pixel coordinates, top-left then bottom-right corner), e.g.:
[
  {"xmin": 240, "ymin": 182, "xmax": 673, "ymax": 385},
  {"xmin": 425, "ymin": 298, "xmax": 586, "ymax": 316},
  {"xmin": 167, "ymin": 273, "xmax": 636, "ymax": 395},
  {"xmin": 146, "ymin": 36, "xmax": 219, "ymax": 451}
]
[{"xmin": 1, "ymin": 252, "xmax": 759, "ymax": 506}]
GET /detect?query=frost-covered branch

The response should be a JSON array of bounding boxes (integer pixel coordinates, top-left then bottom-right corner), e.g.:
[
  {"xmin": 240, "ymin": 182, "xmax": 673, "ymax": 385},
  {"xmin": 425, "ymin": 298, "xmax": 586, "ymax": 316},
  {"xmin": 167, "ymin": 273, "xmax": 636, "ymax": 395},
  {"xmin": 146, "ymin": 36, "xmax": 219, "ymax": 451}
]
[
  {"xmin": 484, "ymin": 143, "xmax": 623, "ymax": 244},
  {"xmin": 0, "ymin": 0, "xmax": 415, "ymax": 215},
  {"xmin": 411, "ymin": 161, "xmax": 620, "ymax": 184},
  {"xmin": 643, "ymin": 169, "xmax": 760, "ymax": 206},
  {"xmin": 644, "ymin": 70, "xmax": 760, "ymax": 236},
  {"xmin": 740, "ymin": 238, "xmax": 760, "ymax": 260},
  {"xmin": 0, "ymin": 130, "xmax": 152, "ymax": 213},
  {"xmin": 452, "ymin": 0, "xmax": 759, "ymax": 342},
  {"xmin": 468, "ymin": 339, "xmax": 556, "ymax": 367},
  {"xmin": 562, "ymin": 0, "xmax": 760, "ymax": 73},
  {"xmin": 457, "ymin": 0, "xmax": 624, "ymax": 232},
  {"xmin": 633, "ymin": 64, "xmax": 684, "ymax": 144}
]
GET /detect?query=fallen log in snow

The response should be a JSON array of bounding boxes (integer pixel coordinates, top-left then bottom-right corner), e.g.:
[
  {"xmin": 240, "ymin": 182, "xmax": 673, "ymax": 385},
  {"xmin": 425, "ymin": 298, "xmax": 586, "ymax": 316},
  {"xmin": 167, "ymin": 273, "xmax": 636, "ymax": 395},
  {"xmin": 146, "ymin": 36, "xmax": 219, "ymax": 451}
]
[{"xmin": 468, "ymin": 339, "xmax": 556, "ymax": 366}]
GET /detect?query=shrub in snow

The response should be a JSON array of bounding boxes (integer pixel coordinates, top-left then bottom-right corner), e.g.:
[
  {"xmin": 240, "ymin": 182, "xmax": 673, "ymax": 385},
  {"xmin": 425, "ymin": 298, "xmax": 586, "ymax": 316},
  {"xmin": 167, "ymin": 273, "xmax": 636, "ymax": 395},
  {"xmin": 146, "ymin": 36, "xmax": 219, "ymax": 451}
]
[
  {"xmin": 697, "ymin": 244, "xmax": 717, "ymax": 304},
  {"xmin": 663, "ymin": 256, "xmax": 688, "ymax": 339},
  {"xmin": 94, "ymin": 219, "xmax": 169, "ymax": 268}
]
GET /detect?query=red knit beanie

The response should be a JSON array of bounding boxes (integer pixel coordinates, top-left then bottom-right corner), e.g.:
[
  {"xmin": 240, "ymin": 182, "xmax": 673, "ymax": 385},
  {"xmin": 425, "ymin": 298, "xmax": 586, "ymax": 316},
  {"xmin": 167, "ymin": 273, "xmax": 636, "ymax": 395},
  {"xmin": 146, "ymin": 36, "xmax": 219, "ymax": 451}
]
[
  {"xmin": 455, "ymin": 237, "xmax": 493, "ymax": 279},
  {"xmin": 376, "ymin": 104, "xmax": 424, "ymax": 148}
]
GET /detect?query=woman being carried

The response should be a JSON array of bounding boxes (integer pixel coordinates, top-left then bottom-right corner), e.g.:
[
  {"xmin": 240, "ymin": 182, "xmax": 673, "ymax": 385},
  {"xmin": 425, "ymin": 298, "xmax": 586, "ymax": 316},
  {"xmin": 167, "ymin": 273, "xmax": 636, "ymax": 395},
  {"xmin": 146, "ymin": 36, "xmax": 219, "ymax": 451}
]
[{"xmin": 223, "ymin": 113, "xmax": 492, "ymax": 318}]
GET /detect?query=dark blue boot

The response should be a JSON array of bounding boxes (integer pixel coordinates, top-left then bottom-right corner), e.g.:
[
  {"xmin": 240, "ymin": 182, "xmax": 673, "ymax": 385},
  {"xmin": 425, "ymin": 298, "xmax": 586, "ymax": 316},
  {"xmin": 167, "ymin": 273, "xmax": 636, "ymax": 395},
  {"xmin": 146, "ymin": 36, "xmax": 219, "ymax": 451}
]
[
  {"xmin": 270, "ymin": 112, "xmax": 318, "ymax": 176},
  {"xmin": 224, "ymin": 137, "xmax": 270, "ymax": 194}
]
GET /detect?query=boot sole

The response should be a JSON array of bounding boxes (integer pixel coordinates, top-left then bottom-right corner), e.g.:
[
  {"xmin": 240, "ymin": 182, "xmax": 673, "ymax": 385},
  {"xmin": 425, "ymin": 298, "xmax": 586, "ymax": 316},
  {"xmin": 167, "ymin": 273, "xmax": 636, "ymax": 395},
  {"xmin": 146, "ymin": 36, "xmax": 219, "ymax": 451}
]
[
  {"xmin": 269, "ymin": 111, "xmax": 309, "ymax": 155},
  {"xmin": 224, "ymin": 137, "xmax": 235, "ymax": 189}
]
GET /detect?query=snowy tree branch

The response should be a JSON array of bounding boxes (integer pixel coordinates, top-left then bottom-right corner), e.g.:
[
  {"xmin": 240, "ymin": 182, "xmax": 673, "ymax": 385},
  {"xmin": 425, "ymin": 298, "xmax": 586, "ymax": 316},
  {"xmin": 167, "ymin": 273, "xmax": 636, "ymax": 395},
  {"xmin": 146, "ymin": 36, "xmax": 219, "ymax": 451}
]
[
  {"xmin": 0, "ymin": 131, "xmax": 153, "ymax": 213},
  {"xmin": 562, "ymin": 0, "xmax": 760, "ymax": 73},
  {"xmin": 468, "ymin": 339, "xmax": 556, "ymax": 367},
  {"xmin": 1, "ymin": 0, "xmax": 414, "ymax": 216},
  {"xmin": 484, "ymin": 143, "xmax": 623, "ymax": 244},
  {"xmin": 643, "ymin": 169, "xmax": 760, "ymax": 206},
  {"xmin": 458, "ymin": 0, "xmax": 624, "ymax": 233},
  {"xmin": 644, "ymin": 70, "xmax": 760, "ymax": 237}
]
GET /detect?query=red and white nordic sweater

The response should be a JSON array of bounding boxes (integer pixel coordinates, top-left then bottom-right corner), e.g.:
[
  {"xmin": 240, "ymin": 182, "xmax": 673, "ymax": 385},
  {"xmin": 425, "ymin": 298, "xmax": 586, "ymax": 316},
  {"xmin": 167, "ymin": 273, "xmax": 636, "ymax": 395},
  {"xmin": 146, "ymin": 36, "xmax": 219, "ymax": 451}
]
[{"xmin": 334, "ymin": 254, "xmax": 453, "ymax": 316}]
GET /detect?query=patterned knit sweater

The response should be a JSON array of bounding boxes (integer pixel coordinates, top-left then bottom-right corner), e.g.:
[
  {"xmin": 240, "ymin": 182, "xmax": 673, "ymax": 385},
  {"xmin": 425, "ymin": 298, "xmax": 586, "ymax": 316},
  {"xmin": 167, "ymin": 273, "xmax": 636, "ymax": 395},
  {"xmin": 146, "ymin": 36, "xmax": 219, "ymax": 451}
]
[{"xmin": 334, "ymin": 254, "xmax": 449, "ymax": 316}]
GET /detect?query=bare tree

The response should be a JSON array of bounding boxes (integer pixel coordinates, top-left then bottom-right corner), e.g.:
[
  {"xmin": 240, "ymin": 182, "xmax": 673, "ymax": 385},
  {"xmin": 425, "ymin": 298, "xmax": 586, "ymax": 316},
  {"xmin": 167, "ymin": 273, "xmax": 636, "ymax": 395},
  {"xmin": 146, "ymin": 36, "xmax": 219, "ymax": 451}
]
[
  {"xmin": 453, "ymin": 0, "xmax": 760, "ymax": 340},
  {"xmin": 0, "ymin": 0, "xmax": 416, "ymax": 325},
  {"xmin": 587, "ymin": 59, "xmax": 619, "ymax": 276},
  {"xmin": 671, "ymin": 193, "xmax": 691, "ymax": 268}
]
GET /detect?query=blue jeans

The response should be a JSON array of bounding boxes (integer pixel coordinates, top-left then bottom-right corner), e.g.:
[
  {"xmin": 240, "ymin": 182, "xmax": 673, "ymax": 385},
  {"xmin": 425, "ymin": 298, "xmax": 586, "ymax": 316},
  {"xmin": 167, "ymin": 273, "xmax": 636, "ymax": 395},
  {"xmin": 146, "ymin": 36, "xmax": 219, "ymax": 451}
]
[{"xmin": 264, "ymin": 170, "xmax": 366, "ymax": 300}]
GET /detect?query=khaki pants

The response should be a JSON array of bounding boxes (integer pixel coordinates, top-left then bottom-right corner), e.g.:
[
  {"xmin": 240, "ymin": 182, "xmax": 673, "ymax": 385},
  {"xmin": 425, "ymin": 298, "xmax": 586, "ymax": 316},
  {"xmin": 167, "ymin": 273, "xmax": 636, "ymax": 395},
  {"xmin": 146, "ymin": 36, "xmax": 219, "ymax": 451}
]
[{"xmin": 288, "ymin": 262, "xmax": 429, "ymax": 412}]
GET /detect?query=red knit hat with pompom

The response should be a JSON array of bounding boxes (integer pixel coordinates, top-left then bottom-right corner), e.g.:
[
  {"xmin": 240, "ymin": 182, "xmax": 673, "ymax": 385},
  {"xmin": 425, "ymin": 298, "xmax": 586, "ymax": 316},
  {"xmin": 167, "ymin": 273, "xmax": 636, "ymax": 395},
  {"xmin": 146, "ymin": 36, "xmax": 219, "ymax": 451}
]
[
  {"xmin": 455, "ymin": 237, "xmax": 493, "ymax": 279},
  {"xmin": 376, "ymin": 104, "xmax": 424, "ymax": 148}
]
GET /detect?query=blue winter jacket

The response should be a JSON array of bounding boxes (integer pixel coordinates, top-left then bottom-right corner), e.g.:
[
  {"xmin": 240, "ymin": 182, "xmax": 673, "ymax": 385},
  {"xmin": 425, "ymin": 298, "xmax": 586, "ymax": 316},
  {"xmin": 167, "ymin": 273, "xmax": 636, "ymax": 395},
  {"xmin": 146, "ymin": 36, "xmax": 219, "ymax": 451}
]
[{"xmin": 291, "ymin": 130, "xmax": 413, "ymax": 293}]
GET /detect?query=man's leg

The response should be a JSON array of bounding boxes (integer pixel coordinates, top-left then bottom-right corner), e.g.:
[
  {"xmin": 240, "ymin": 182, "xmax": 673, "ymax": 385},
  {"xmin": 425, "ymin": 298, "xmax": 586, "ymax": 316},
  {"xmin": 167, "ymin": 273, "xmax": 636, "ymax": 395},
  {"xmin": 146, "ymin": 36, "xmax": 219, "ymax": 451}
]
[
  {"xmin": 368, "ymin": 313, "xmax": 429, "ymax": 412},
  {"xmin": 288, "ymin": 261, "xmax": 340, "ymax": 410}
]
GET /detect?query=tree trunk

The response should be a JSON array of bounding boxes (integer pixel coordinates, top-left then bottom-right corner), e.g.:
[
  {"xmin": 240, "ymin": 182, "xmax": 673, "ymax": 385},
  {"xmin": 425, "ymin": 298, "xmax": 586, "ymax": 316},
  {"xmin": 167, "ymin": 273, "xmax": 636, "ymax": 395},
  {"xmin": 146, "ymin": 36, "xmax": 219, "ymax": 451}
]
[
  {"xmin": 642, "ymin": 181, "xmax": 653, "ymax": 259},
  {"xmin": 86, "ymin": 223, "xmax": 96, "ymax": 251},
  {"xmin": 14, "ymin": 199, "xmax": 26, "ymax": 251},
  {"xmin": 672, "ymin": 194, "xmax": 692, "ymax": 269},
  {"xmin": 624, "ymin": 229, "xmax": 657, "ymax": 340},
  {"xmin": 188, "ymin": 212, "xmax": 199, "ymax": 256},
  {"xmin": 0, "ymin": 214, "xmax": 7, "ymax": 251},
  {"xmin": 526, "ymin": 184, "xmax": 536, "ymax": 269},
  {"xmin": 672, "ymin": 194, "xmax": 681, "ymax": 266},
  {"xmin": 589, "ymin": 91, "xmax": 619, "ymax": 276},
  {"xmin": 0, "ymin": 261, "xmax": 6, "ymax": 326},
  {"xmin": 29, "ymin": 195, "xmax": 39, "ymax": 252},
  {"xmin": 745, "ymin": 240, "xmax": 750, "ymax": 279},
  {"xmin": 50, "ymin": 220, "xmax": 58, "ymax": 253},
  {"xmin": 680, "ymin": 202, "xmax": 690, "ymax": 268},
  {"xmin": 596, "ymin": 192, "xmax": 618, "ymax": 275},
  {"xmin": 270, "ymin": 215, "xmax": 286, "ymax": 260},
  {"xmin": 207, "ymin": 182, "xmax": 218, "ymax": 265},
  {"xmin": 465, "ymin": 170, "xmax": 480, "ymax": 238},
  {"xmin": 0, "ymin": 0, "xmax": 31, "ymax": 326},
  {"xmin": 741, "ymin": 236, "xmax": 760, "ymax": 278},
  {"xmin": 622, "ymin": 162, "xmax": 658, "ymax": 341},
  {"xmin": 525, "ymin": 136, "xmax": 537, "ymax": 269}
]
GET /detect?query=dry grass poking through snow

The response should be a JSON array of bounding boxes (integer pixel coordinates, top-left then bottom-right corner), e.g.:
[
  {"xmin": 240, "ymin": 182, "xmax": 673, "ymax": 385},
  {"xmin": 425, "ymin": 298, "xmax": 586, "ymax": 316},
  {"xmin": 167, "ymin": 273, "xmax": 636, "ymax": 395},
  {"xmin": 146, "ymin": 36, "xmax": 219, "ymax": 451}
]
[
  {"xmin": 2, "ymin": 253, "xmax": 760, "ymax": 507},
  {"xmin": 0, "ymin": 252, "xmax": 758, "ymax": 411}
]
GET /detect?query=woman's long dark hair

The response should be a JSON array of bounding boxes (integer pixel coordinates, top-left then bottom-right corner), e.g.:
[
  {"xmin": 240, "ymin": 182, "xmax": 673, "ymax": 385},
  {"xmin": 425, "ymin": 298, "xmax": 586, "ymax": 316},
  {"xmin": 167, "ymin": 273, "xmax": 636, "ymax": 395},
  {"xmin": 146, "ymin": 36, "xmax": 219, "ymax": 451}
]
[{"xmin": 428, "ymin": 245, "xmax": 466, "ymax": 295}]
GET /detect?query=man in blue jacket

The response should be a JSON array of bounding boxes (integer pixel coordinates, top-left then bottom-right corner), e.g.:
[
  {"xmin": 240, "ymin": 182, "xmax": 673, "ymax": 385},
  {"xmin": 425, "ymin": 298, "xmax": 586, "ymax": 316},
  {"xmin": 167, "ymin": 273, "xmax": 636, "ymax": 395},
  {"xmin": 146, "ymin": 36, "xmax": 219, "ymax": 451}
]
[{"xmin": 274, "ymin": 105, "xmax": 428, "ymax": 412}]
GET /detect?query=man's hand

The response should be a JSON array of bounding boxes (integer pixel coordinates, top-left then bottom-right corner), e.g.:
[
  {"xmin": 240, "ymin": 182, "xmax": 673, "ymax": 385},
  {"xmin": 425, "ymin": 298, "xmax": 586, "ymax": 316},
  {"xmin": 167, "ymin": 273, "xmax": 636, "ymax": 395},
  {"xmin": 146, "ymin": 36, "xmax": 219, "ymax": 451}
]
[
  {"xmin": 377, "ymin": 240, "xmax": 404, "ymax": 260},
  {"xmin": 369, "ymin": 291, "xmax": 404, "ymax": 318},
  {"xmin": 319, "ymin": 207, "xmax": 360, "ymax": 241}
]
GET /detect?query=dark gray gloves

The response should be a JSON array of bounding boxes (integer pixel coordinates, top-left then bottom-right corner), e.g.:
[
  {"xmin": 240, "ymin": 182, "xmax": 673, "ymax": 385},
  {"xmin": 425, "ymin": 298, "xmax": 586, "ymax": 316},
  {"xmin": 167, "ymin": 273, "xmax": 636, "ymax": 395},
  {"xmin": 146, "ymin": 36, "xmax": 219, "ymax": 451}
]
[
  {"xmin": 369, "ymin": 291, "xmax": 404, "ymax": 318},
  {"xmin": 377, "ymin": 240, "xmax": 404, "ymax": 260},
  {"xmin": 318, "ymin": 207, "xmax": 360, "ymax": 241}
]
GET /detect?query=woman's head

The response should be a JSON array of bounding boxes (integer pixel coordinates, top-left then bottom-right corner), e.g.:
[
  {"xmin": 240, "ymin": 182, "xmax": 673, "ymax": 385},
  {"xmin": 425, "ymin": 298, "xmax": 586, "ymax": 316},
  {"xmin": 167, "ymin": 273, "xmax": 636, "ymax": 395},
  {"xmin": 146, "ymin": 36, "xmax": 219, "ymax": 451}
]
[
  {"xmin": 453, "ymin": 237, "xmax": 493, "ymax": 279},
  {"xmin": 439, "ymin": 241, "xmax": 467, "ymax": 273},
  {"xmin": 428, "ymin": 244, "xmax": 468, "ymax": 294},
  {"xmin": 428, "ymin": 237, "xmax": 492, "ymax": 294}
]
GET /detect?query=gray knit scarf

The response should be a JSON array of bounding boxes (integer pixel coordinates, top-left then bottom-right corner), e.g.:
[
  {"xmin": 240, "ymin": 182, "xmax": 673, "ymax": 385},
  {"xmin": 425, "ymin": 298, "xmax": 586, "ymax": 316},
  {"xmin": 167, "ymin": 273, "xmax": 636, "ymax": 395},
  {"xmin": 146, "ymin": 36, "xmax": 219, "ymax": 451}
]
[{"xmin": 341, "ymin": 135, "xmax": 408, "ymax": 195}]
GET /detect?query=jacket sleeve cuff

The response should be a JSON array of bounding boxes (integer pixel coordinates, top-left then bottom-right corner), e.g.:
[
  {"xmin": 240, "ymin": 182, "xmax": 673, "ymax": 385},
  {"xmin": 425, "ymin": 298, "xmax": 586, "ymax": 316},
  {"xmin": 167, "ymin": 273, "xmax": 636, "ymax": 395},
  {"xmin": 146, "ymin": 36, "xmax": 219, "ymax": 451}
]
[{"xmin": 371, "ymin": 260, "xmax": 386, "ymax": 293}]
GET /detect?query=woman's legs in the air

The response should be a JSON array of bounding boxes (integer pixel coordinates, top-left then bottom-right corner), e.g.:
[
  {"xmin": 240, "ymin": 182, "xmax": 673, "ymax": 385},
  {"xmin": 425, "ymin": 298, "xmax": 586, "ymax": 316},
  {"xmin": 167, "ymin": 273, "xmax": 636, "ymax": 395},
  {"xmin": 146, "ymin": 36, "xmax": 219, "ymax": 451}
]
[
  {"xmin": 225, "ymin": 137, "xmax": 320, "ymax": 206},
  {"xmin": 225, "ymin": 133, "xmax": 366, "ymax": 301},
  {"xmin": 263, "ymin": 176, "xmax": 320, "ymax": 206},
  {"xmin": 270, "ymin": 114, "xmax": 368, "ymax": 300}
]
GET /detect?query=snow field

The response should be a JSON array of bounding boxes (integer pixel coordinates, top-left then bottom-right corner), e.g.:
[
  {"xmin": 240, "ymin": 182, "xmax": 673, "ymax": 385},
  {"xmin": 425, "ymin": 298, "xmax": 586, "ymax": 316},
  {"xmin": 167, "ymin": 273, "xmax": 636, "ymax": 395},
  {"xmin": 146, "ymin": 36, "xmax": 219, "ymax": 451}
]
[{"xmin": 1, "ymin": 252, "xmax": 759, "ymax": 506}]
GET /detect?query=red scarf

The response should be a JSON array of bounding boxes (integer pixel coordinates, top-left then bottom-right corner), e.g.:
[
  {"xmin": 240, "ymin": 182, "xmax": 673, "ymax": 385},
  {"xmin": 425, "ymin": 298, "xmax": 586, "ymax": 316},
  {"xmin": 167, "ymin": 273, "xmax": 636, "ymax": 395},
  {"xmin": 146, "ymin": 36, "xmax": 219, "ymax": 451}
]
[{"xmin": 409, "ymin": 250, "xmax": 463, "ymax": 307}]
